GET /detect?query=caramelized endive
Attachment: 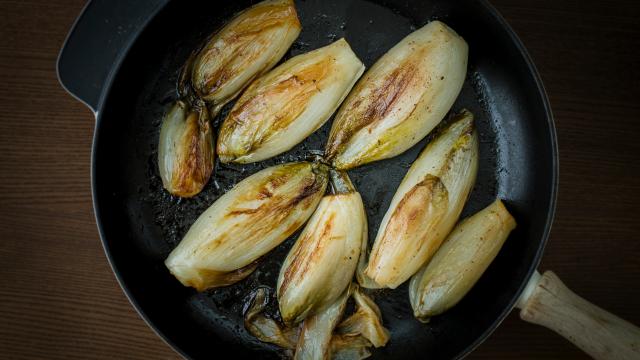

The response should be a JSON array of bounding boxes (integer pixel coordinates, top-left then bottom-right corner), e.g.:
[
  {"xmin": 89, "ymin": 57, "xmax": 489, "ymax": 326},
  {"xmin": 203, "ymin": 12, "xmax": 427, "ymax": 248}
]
[
  {"xmin": 158, "ymin": 100, "xmax": 214, "ymax": 197},
  {"xmin": 361, "ymin": 110, "xmax": 479, "ymax": 289},
  {"xmin": 218, "ymin": 39, "xmax": 364, "ymax": 163},
  {"xmin": 278, "ymin": 171, "xmax": 366, "ymax": 324},
  {"xmin": 165, "ymin": 162, "xmax": 328, "ymax": 291},
  {"xmin": 410, "ymin": 199, "xmax": 516, "ymax": 322},
  {"xmin": 325, "ymin": 20, "xmax": 468, "ymax": 169},
  {"xmin": 182, "ymin": 0, "xmax": 301, "ymax": 115}
]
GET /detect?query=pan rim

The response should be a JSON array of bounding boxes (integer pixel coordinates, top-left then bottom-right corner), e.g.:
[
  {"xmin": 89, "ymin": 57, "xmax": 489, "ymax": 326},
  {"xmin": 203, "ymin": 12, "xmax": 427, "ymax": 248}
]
[{"xmin": 89, "ymin": 1, "xmax": 559, "ymax": 359}]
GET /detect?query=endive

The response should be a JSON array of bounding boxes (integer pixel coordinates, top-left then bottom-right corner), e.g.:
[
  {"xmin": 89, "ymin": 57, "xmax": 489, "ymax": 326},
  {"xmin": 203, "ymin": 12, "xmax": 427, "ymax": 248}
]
[
  {"xmin": 165, "ymin": 161, "xmax": 328, "ymax": 291},
  {"xmin": 182, "ymin": 0, "xmax": 301, "ymax": 115},
  {"xmin": 410, "ymin": 199, "xmax": 516, "ymax": 321},
  {"xmin": 325, "ymin": 20, "xmax": 468, "ymax": 170},
  {"xmin": 218, "ymin": 39, "xmax": 365, "ymax": 163},
  {"xmin": 158, "ymin": 100, "xmax": 214, "ymax": 197},
  {"xmin": 278, "ymin": 171, "xmax": 366, "ymax": 324},
  {"xmin": 362, "ymin": 110, "xmax": 479, "ymax": 289}
]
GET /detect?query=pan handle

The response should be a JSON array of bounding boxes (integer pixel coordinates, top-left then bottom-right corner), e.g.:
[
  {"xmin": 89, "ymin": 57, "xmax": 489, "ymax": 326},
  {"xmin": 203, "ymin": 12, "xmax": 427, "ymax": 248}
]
[
  {"xmin": 56, "ymin": 0, "xmax": 169, "ymax": 114},
  {"xmin": 516, "ymin": 270, "xmax": 640, "ymax": 359}
]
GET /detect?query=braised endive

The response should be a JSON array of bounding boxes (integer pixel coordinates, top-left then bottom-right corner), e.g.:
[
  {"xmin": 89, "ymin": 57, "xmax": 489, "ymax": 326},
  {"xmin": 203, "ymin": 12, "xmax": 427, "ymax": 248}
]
[
  {"xmin": 165, "ymin": 162, "xmax": 328, "ymax": 291},
  {"xmin": 182, "ymin": 0, "xmax": 301, "ymax": 115},
  {"xmin": 218, "ymin": 39, "xmax": 365, "ymax": 163},
  {"xmin": 278, "ymin": 171, "xmax": 366, "ymax": 324},
  {"xmin": 410, "ymin": 199, "xmax": 516, "ymax": 322},
  {"xmin": 361, "ymin": 110, "xmax": 479, "ymax": 289},
  {"xmin": 158, "ymin": 100, "xmax": 214, "ymax": 197},
  {"xmin": 325, "ymin": 20, "xmax": 468, "ymax": 170}
]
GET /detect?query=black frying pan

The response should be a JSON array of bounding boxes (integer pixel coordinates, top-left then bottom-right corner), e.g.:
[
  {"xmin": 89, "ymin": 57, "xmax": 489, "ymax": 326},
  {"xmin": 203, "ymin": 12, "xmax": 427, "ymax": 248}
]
[{"xmin": 58, "ymin": 0, "xmax": 559, "ymax": 358}]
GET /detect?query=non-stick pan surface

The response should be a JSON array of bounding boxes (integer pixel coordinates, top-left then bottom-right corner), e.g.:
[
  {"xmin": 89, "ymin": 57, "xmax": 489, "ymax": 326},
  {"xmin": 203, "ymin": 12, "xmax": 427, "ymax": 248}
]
[{"xmin": 75, "ymin": 0, "xmax": 557, "ymax": 358}]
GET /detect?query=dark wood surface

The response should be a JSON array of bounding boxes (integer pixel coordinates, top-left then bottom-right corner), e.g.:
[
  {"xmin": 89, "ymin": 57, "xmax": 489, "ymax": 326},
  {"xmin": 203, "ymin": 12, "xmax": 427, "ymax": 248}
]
[{"xmin": 1, "ymin": 0, "xmax": 639, "ymax": 359}]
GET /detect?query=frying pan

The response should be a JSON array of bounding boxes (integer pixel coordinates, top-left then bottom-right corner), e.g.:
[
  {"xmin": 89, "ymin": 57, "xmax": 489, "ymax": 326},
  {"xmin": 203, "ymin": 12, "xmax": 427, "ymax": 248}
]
[{"xmin": 57, "ymin": 0, "xmax": 640, "ymax": 359}]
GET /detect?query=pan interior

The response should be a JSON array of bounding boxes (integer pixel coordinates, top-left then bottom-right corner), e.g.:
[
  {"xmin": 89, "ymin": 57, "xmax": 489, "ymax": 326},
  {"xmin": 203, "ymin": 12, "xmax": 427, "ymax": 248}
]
[{"xmin": 93, "ymin": 0, "xmax": 555, "ymax": 358}]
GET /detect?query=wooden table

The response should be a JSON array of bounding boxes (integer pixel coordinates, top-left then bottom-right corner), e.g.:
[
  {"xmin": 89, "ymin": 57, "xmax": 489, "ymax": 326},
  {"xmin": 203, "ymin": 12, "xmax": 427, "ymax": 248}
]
[{"xmin": 1, "ymin": 0, "xmax": 639, "ymax": 359}]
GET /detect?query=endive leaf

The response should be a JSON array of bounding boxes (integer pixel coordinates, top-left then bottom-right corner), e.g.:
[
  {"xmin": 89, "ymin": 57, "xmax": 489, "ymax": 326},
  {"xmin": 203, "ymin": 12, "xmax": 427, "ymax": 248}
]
[
  {"xmin": 409, "ymin": 199, "xmax": 516, "ymax": 321},
  {"xmin": 330, "ymin": 335, "xmax": 372, "ymax": 360},
  {"xmin": 362, "ymin": 110, "xmax": 479, "ymax": 289},
  {"xmin": 165, "ymin": 161, "xmax": 328, "ymax": 291},
  {"xmin": 294, "ymin": 288, "xmax": 351, "ymax": 360},
  {"xmin": 244, "ymin": 287, "xmax": 299, "ymax": 349},
  {"xmin": 186, "ymin": 0, "xmax": 301, "ymax": 115},
  {"xmin": 325, "ymin": 20, "xmax": 468, "ymax": 170},
  {"xmin": 158, "ymin": 100, "xmax": 214, "ymax": 198},
  {"xmin": 278, "ymin": 171, "xmax": 365, "ymax": 324},
  {"xmin": 336, "ymin": 286, "xmax": 389, "ymax": 348},
  {"xmin": 218, "ymin": 39, "xmax": 364, "ymax": 163}
]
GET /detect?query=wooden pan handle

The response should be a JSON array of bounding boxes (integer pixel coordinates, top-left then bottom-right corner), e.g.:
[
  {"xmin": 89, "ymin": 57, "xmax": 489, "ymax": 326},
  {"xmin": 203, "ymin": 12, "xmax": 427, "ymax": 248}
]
[{"xmin": 516, "ymin": 270, "xmax": 640, "ymax": 360}]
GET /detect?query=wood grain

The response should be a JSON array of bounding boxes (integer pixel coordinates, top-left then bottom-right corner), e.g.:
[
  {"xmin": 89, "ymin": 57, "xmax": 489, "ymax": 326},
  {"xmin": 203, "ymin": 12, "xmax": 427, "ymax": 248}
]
[
  {"xmin": 0, "ymin": 0, "xmax": 638, "ymax": 359},
  {"xmin": 519, "ymin": 271, "xmax": 640, "ymax": 360}
]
